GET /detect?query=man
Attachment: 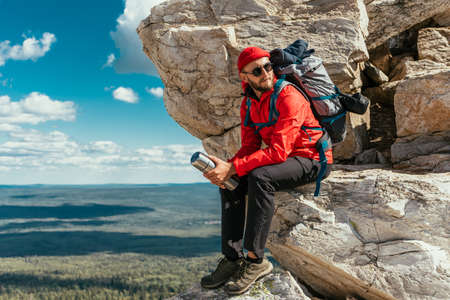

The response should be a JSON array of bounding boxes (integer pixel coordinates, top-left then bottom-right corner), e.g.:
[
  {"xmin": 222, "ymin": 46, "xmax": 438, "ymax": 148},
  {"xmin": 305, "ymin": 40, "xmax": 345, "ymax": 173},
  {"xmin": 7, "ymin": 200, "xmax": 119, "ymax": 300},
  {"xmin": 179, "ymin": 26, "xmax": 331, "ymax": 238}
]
[{"xmin": 201, "ymin": 47, "xmax": 333, "ymax": 295}]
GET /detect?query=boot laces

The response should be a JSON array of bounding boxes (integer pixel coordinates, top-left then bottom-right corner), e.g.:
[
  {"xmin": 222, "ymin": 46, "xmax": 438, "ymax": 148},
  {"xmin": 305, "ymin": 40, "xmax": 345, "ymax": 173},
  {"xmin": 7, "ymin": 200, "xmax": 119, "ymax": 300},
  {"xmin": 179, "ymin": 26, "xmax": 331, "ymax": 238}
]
[{"xmin": 236, "ymin": 260, "xmax": 249, "ymax": 279}]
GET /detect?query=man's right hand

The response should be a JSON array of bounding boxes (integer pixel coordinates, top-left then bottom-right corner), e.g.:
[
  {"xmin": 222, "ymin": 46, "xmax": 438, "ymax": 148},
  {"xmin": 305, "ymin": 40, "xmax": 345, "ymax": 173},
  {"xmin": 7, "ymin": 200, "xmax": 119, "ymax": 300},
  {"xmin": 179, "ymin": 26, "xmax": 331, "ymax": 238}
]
[{"xmin": 204, "ymin": 155, "xmax": 236, "ymax": 189}]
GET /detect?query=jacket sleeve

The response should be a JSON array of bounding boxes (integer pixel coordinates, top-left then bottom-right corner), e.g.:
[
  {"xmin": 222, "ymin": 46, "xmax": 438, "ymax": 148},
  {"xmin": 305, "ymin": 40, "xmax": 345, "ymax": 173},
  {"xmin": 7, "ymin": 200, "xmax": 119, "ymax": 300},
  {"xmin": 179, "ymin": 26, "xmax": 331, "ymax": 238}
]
[
  {"xmin": 232, "ymin": 86, "xmax": 309, "ymax": 176},
  {"xmin": 228, "ymin": 98, "xmax": 262, "ymax": 163}
]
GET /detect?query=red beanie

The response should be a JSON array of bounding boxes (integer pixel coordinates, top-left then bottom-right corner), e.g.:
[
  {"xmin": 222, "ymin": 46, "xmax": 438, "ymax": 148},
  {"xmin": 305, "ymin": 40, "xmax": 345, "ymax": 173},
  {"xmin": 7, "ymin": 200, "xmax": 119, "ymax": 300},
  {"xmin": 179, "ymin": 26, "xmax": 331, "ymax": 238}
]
[{"xmin": 237, "ymin": 47, "xmax": 270, "ymax": 72}]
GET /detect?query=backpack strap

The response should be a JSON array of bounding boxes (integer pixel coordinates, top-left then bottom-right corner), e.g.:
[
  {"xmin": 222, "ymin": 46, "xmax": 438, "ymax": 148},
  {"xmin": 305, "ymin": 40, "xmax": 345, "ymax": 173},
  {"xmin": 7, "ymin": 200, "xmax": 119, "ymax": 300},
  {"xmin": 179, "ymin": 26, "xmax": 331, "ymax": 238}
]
[
  {"xmin": 244, "ymin": 96, "xmax": 252, "ymax": 127},
  {"xmin": 244, "ymin": 79, "xmax": 291, "ymax": 134},
  {"xmin": 314, "ymin": 131, "xmax": 332, "ymax": 196}
]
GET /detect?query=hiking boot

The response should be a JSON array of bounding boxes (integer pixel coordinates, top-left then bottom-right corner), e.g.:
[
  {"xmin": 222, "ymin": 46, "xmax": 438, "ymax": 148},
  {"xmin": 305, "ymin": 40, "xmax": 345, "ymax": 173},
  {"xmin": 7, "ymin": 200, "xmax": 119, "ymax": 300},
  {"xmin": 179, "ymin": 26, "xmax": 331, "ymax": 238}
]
[
  {"xmin": 224, "ymin": 258, "xmax": 273, "ymax": 295},
  {"xmin": 201, "ymin": 257, "xmax": 243, "ymax": 289}
]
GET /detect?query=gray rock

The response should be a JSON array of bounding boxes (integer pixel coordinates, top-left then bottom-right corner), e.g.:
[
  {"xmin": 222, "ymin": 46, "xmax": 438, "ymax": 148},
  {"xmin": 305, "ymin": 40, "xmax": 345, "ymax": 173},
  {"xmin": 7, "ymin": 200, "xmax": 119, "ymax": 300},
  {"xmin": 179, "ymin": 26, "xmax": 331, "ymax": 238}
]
[
  {"xmin": 391, "ymin": 131, "xmax": 450, "ymax": 172},
  {"xmin": 418, "ymin": 27, "xmax": 450, "ymax": 65},
  {"xmin": 364, "ymin": 61, "xmax": 389, "ymax": 85},
  {"xmin": 366, "ymin": 0, "xmax": 450, "ymax": 49},
  {"xmin": 202, "ymin": 127, "xmax": 241, "ymax": 161},
  {"xmin": 394, "ymin": 64, "xmax": 450, "ymax": 137},
  {"xmin": 268, "ymin": 169, "xmax": 450, "ymax": 300},
  {"xmin": 165, "ymin": 271, "xmax": 312, "ymax": 300},
  {"xmin": 355, "ymin": 148, "xmax": 387, "ymax": 165},
  {"xmin": 332, "ymin": 111, "xmax": 370, "ymax": 161}
]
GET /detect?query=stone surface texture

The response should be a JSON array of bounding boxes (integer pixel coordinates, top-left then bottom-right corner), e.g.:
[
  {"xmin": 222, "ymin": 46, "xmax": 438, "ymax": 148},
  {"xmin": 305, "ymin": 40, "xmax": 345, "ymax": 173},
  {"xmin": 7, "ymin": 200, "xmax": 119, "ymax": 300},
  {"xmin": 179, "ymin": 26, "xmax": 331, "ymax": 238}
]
[
  {"xmin": 393, "ymin": 63, "xmax": 450, "ymax": 137},
  {"xmin": 268, "ymin": 169, "xmax": 450, "ymax": 300},
  {"xmin": 331, "ymin": 111, "xmax": 371, "ymax": 160},
  {"xmin": 166, "ymin": 271, "xmax": 312, "ymax": 300},
  {"xmin": 364, "ymin": 61, "xmax": 389, "ymax": 85},
  {"xmin": 418, "ymin": 27, "xmax": 450, "ymax": 65},
  {"xmin": 138, "ymin": 0, "xmax": 370, "ymax": 159},
  {"xmin": 391, "ymin": 131, "xmax": 450, "ymax": 172},
  {"xmin": 365, "ymin": 0, "xmax": 450, "ymax": 49},
  {"xmin": 363, "ymin": 81, "xmax": 398, "ymax": 106},
  {"xmin": 369, "ymin": 43, "xmax": 391, "ymax": 75},
  {"xmin": 433, "ymin": 8, "xmax": 450, "ymax": 26}
]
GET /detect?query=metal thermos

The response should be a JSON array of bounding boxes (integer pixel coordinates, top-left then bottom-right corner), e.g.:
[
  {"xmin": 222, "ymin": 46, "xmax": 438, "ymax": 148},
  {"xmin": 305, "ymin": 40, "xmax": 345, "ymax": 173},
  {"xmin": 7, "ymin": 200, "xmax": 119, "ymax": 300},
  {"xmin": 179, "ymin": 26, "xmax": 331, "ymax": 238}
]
[{"xmin": 190, "ymin": 152, "xmax": 239, "ymax": 190}]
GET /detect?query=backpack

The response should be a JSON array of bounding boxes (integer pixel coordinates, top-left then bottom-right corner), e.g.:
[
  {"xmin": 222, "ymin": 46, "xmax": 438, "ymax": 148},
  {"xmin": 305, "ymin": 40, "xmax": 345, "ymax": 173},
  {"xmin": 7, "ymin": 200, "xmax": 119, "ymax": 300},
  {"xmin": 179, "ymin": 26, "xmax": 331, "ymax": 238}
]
[{"xmin": 244, "ymin": 39, "xmax": 369, "ymax": 196}]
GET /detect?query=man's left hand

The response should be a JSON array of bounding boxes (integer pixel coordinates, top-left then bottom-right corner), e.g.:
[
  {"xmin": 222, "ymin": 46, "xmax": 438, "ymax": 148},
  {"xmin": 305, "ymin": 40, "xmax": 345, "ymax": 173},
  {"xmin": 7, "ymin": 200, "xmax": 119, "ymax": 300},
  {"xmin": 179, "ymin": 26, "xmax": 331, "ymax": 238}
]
[{"xmin": 204, "ymin": 155, "xmax": 236, "ymax": 189}]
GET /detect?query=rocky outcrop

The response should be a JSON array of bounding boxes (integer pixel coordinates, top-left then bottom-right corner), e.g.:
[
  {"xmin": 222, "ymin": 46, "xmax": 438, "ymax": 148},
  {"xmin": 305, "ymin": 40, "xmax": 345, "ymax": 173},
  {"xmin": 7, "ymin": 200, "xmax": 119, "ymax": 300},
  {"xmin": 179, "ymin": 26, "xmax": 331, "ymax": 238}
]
[
  {"xmin": 364, "ymin": 26, "xmax": 450, "ymax": 172},
  {"xmin": 167, "ymin": 271, "xmax": 313, "ymax": 300},
  {"xmin": 268, "ymin": 169, "xmax": 450, "ymax": 300},
  {"xmin": 138, "ymin": 1, "xmax": 450, "ymax": 299},
  {"xmin": 138, "ymin": 0, "xmax": 370, "ymax": 160},
  {"xmin": 365, "ymin": 0, "xmax": 450, "ymax": 49}
]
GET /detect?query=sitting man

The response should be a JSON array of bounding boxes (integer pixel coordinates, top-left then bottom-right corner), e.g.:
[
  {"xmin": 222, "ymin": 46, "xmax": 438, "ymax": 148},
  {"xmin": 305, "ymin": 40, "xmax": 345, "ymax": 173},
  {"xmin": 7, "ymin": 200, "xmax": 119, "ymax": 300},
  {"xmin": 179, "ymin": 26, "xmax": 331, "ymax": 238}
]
[{"xmin": 201, "ymin": 46, "xmax": 333, "ymax": 295}]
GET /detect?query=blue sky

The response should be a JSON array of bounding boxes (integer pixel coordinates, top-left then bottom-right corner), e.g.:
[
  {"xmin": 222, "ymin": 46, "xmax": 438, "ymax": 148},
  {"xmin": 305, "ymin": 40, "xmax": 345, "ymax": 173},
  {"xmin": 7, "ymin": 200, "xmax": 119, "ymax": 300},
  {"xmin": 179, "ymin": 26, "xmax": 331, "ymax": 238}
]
[{"xmin": 0, "ymin": 0, "xmax": 206, "ymax": 184}]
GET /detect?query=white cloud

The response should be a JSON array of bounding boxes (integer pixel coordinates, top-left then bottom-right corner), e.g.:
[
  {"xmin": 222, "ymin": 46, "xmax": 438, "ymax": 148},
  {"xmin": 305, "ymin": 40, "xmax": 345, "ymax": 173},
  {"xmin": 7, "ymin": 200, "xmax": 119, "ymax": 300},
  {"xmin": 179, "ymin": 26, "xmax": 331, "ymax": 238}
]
[
  {"xmin": 0, "ymin": 32, "xmax": 56, "ymax": 66},
  {"xmin": 103, "ymin": 53, "xmax": 116, "ymax": 68},
  {"xmin": 112, "ymin": 87, "xmax": 139, "ymax": 103},
  {"xmin": 0, "ymin": 124, "xmax": 21, "ymax": 132},
  {"xmin": 110, "ymin": 0, "xmax": 165, "ymax": 75},
  {"xmin": 84, "ymin": 141, "xmax": 122, "ymax": 154},
  {"xmin": 0, "ymin": 126, "xmax": 204, "ymax": 184},
  {"xmin": 136, "ymin": 144, "xmax": 203, "ymax": 166},
  {"xmin": 1, "ymin": 129, "xmax": 80, "ymax": 159},
  {"xmin": 146, "ymin": 86, "xmax": 163, "ymax": 98},
  {"xmin": 0, "ymin": 93, "xmax": 76, "ymax": 124}
]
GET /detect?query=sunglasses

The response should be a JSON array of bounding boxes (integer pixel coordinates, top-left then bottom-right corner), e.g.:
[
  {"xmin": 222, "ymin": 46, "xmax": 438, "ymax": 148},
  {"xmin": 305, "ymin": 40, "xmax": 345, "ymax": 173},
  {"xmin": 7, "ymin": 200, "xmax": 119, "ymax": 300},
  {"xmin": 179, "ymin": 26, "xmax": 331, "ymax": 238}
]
[{"xmin": 241, "ymin": 62, "xmax": 273, "ymax": 77}]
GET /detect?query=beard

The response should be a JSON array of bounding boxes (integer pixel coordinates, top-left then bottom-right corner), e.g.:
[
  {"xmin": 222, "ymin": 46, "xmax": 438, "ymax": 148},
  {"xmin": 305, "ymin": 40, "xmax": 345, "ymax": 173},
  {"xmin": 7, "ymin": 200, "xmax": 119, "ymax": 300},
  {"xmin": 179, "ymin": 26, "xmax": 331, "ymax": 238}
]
[{"xmin": 247, "ymin": 75, "xmax": 274, "ymax": 94}]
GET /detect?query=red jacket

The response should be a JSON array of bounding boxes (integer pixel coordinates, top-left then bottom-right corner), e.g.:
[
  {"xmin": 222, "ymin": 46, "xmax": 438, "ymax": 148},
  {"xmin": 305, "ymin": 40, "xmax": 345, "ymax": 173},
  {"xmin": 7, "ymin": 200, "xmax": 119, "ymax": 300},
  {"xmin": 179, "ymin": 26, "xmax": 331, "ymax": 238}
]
[{"xmin": 230, "ymin": 82, "xmax": 333, "ymax": 177}]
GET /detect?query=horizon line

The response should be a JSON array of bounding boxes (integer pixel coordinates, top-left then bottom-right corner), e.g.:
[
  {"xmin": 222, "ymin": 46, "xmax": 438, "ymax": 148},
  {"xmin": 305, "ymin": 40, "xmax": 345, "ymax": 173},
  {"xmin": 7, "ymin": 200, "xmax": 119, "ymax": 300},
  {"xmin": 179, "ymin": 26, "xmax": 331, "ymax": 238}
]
[{"xmin": 0, "ymin": 182, "xmax": 210, "ymax": 187}]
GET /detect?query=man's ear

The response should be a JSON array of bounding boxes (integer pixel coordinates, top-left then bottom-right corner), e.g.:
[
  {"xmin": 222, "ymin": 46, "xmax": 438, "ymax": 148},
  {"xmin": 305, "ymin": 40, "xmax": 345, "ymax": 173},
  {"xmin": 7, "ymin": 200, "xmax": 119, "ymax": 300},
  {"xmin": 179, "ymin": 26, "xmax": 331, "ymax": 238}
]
[{"xmin": 239, "ymin": 72, "xmax": 248, "ymax": 83}]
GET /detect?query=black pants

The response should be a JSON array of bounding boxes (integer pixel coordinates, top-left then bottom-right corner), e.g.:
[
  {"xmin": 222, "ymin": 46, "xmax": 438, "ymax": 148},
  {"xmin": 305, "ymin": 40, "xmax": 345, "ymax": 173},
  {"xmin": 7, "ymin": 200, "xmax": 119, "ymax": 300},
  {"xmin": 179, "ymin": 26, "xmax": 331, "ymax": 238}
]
[{"xmin": 220, "ymin": 156, "xmax": 331, "ymax": 260}]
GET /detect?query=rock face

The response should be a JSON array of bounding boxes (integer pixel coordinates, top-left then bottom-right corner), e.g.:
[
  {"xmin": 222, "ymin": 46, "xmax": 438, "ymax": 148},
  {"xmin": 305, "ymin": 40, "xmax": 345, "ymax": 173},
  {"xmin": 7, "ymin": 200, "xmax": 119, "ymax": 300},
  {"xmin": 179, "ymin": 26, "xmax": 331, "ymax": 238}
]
[
  {"xmin": 268, "ymin": 169, "xmax": 450, "ymax": 300},
  {"xmin": 138, "ymin": 0, "xmax": 370, "ymax": 159},
  {"xmin": 365, "ymin": 0, "xmax": 450, "ymax": 49}
]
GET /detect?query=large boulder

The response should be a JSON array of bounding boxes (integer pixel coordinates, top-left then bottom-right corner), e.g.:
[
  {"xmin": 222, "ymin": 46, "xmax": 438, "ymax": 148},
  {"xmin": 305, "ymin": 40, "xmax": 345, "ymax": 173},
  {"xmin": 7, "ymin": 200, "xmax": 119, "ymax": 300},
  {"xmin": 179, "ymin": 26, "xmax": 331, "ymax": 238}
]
[
  {"xmin": 268, "ymin": 168, "xmax": 450, "ymax": 300},
  {"xmin": 138, "ymin": 0, "xmax": 370, "ymax": 158},
  {"xmin": 365, "ymin": 0, "xmax": 450, "ymax": 49},
  {"xmin": 394, "ymin": 63, "xmax": 450, "ymax": 137}
]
